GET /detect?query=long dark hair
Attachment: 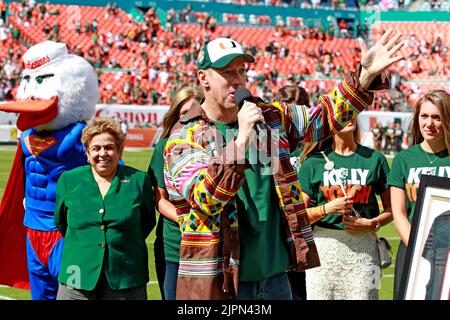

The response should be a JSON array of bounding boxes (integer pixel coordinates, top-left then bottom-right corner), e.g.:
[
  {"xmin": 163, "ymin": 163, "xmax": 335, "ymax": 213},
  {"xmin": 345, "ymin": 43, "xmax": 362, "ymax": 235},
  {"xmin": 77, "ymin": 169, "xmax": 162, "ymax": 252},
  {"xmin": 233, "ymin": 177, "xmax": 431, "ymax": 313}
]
[{"xmin": 276, "ymin": 84, "xmax": 310, "ymax": 107}]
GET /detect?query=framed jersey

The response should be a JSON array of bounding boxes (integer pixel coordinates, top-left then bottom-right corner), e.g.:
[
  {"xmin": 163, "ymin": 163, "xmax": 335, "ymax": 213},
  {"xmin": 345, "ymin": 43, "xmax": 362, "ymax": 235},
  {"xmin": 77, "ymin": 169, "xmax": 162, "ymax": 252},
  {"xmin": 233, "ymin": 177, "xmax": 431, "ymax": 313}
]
[{"xmin": 399, "ymin": 175, "xmax": 450, "ymax": 300}]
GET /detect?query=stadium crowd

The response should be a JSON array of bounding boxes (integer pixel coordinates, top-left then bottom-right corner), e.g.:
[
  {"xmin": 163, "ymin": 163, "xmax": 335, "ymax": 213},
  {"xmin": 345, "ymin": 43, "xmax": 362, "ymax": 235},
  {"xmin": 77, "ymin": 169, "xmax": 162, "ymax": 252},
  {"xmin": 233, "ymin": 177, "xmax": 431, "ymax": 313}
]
[{"xmin": 0, "ymin": 0, "xmax": 448, "ymax": 110}]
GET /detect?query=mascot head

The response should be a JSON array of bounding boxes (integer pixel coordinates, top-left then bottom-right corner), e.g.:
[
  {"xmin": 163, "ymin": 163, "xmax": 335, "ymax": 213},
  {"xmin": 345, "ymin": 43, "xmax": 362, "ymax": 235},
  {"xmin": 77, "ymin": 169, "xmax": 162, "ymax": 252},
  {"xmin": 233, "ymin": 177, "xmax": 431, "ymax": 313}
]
[{"xmin": 0, "ymin": 41, "xmax": 99, "ymax": 131}]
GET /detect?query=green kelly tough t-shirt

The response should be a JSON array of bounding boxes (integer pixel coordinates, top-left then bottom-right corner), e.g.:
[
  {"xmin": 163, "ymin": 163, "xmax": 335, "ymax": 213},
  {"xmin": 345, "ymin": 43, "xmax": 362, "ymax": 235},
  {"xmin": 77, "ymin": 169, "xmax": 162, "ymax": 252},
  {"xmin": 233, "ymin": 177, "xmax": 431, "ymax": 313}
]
[
  {"xmin": 214, "ymin": 121, "xmax": 291, "ymax": 282},
  {"xmin": 388, "ymin": 144, "xmax": 450, "ymax": 222},
  {"xmin": 299, "ymin": 144, "xmax": 390, "ymax": 230},
  {"xmin": 147, "ymin": 137, "xmax": 181, "ymax": 263}
]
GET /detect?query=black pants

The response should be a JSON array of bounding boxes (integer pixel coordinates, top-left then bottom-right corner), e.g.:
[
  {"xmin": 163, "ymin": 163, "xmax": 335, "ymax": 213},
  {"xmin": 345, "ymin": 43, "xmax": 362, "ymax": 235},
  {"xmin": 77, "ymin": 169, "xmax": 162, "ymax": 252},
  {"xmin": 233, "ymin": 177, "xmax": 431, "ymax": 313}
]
[
  {"xmin": 154, "ymin": 217, "xmax": 166, "ymax": 300},
  {"xmin": 393, "ymin": 241, "xmax": 407, "ymax": 300},
  {"xmin": 287, "ymin": 271, "xmax": 307, "ymax": 300}
]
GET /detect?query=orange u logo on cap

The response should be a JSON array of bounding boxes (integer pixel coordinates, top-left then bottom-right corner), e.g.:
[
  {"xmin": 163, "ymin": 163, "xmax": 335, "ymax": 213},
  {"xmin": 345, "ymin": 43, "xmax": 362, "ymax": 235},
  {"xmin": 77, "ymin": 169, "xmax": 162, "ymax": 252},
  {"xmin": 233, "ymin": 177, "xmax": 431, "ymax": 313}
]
[{"xmin": 219, "ymin": 41, "xmax": 237, "ymax": 50}]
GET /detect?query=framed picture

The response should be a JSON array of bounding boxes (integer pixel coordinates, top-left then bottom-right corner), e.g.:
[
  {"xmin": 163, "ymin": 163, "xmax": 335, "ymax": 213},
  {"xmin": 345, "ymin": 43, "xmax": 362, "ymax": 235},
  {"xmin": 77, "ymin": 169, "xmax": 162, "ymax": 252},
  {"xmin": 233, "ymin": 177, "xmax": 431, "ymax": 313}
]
[{"xmin": 399, "ymin": 175, "xmax": 450, "ymax": 300}]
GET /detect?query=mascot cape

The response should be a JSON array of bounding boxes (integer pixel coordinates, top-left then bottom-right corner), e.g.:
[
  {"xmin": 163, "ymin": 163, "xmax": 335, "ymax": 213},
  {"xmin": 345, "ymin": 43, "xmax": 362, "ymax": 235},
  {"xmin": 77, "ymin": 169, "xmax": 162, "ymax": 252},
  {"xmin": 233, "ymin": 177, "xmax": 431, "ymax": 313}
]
[
  {"xmin": 0, "ymin": 97, "xmax": 58, "ymax": 290},
  {"xmin": 0, "ymin": 143, "xmax": 28, "ymax": 289}
]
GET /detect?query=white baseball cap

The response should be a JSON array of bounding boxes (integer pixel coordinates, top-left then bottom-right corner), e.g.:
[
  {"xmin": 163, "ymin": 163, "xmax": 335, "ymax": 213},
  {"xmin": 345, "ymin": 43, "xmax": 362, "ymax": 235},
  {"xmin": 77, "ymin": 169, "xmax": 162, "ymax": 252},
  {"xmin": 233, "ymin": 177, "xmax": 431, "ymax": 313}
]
[
  {"xmin": 22, "ymin": 41, "xmax": 68, "ymax": 71},
  {"xmin": 197, "ymin": 37, "xmax": 255, "ymax": 70}
]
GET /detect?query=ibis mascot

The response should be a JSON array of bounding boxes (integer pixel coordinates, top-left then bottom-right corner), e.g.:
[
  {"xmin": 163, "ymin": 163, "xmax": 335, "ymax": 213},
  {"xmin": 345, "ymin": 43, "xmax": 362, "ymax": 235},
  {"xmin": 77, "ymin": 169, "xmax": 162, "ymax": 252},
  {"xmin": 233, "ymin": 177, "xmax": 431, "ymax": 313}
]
[{"xmin": 0, "ymin": 41, "xmax": 99, "ymax": 300}]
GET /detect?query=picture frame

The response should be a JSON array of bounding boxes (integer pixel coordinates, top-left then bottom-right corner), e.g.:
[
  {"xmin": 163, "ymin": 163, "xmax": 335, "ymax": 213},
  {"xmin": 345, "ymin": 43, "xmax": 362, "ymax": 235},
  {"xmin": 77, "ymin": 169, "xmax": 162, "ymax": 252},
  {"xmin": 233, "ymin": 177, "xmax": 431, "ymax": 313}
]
[{"xmin": 399, "ymin": 175, "xmax": 450, "ymax": 300}]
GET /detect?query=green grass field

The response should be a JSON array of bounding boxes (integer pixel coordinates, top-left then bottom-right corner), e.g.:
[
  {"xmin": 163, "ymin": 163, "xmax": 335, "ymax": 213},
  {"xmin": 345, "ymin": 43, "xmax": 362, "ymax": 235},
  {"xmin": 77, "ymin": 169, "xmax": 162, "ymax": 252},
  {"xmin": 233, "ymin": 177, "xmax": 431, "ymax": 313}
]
[{"xmin": 0, "ymin": 145, "xmax": 399, "ymax": 300}]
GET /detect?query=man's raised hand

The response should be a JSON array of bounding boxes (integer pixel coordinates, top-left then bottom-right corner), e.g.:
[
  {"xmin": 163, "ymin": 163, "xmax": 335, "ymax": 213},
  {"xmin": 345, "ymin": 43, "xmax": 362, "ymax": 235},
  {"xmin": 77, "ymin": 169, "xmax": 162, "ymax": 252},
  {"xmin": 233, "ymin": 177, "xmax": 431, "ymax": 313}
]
[{"xmin": 358, "ymin": 28, "xmax": 404, "ymax": 89}]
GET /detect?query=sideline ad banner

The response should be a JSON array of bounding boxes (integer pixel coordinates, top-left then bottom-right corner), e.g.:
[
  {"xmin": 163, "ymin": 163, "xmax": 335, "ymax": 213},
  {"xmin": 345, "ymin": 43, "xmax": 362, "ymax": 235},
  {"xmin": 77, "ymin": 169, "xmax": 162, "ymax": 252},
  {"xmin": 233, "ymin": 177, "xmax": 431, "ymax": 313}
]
[
  {"xmin": 125, "ymin": 127, "xmax": 160, "ymax": 147},
  {"xmin": 95, "ymin": 104, "xmax": 169, "ymax": 127},
  {"xmin": 0, "ymin": 125, "xmax": 18, "ymax": 142}
]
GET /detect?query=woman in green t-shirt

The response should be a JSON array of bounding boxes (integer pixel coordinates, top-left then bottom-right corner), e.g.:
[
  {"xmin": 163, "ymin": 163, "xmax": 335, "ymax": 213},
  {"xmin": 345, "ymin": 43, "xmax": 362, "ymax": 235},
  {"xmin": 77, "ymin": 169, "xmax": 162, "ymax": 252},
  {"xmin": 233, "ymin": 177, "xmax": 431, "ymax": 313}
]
[
  {"xmin": 147, "ymin": 87, "xmax": 203, "ymax": 300},
  {"xmin": 298, "ymin": 119, "xmax": 392, "ymax": 300},
  {"xmin": 388, "ymin": 89, "xmax": 450, "ymax": 299}
]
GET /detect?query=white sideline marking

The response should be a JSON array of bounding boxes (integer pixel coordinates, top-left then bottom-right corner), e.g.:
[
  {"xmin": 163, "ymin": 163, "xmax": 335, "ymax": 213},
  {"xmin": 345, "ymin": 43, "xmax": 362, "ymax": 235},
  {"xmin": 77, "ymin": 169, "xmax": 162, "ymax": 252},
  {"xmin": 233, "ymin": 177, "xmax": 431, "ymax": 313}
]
[{"xmin": 0, "ymin": 295, "xmax": 16, "ymax": 300}]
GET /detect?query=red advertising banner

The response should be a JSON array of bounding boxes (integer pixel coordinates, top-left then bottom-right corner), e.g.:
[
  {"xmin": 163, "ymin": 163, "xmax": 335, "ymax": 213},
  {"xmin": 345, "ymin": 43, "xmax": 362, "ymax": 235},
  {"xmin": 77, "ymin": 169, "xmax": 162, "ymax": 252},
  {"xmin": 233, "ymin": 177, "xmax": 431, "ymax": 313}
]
[
  {"xmin": 95, "ymin": 104, "xmax": 169, "ymax": 127},
  {"xmin": 124, "ymin": 127, "xmax": 159, "ymax": 147}
]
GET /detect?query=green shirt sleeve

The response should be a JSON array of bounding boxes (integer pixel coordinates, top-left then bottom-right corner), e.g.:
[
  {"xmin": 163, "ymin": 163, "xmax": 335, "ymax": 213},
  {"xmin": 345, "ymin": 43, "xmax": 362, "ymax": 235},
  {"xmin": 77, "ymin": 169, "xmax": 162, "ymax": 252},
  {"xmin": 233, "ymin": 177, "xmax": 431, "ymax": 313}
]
[
  {"xmin": 388, "ymin": 152, "xmax": 405, "ymax": 190},
  {"xmin": 54, "ymin": 172, "xmax": 68, "ymax": 236},
  {"xmin": 147, "ymin": 137, "xmax": 167, "ymax": 189},
  {"xmin": 298, "ymin": 157, "xmax": 316, "ymax": 201},
  {"xmin": 141, "ymin": 172, "xmax": 156, "ymax": 237},
  {"xmin": 374, "ymin": 152, "xmax": 390, "ymax": 194}
]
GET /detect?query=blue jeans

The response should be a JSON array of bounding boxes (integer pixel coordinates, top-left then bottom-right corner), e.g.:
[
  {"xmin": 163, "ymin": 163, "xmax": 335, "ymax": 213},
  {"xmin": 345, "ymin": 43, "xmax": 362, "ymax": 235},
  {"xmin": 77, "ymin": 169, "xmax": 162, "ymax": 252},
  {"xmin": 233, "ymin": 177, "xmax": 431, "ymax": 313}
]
[
  {"xmin": 163, "ymin": 261, "xmax": 179, "ymax": 300},
  {"xmin": 237, "ymin": 272, "xmax": 293, "ymax": 300}
]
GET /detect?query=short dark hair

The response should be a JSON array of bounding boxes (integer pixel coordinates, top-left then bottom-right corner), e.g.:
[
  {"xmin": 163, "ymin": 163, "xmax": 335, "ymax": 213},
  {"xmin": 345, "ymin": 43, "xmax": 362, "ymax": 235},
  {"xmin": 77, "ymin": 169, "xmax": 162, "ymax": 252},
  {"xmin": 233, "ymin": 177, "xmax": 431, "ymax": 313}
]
[{"xmin": 81, "ymin": 117, "xmax": 125, "ymax": 149}]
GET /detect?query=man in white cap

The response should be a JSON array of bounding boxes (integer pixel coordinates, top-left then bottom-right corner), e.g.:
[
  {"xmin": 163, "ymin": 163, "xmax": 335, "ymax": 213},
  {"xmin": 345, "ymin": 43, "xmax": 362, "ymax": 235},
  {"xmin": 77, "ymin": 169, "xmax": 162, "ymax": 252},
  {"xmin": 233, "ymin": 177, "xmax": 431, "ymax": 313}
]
[{"xmin": 164, "ymin": 30, "xmax": 404, "ymax": 300}]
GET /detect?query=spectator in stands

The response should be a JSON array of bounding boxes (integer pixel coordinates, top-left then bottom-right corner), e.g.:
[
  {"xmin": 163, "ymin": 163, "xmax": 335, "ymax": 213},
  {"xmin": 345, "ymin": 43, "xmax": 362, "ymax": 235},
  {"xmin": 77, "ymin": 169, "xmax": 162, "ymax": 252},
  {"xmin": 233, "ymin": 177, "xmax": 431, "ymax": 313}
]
[
  {"xmin": 148, "ymin": 86, "xmax": 203, "ymax": 300},
  {"xmin": 0, "ymin": 1, "xmax": 7, "ymax": 22},
  {"xmin": 389, "ymin": 68, "xmax": 402, "ymax": 92},
  {"xmin": 207, "ymin": 15, "xmax": 217, "ymax": 33},
  {"xmin": 52, "ymin": 21, "xmax": 60, "ymax": 41},
  {"xmin": 91, "ymin": 18, "xmax": 99, "ymax": 33},
  {"xmin": 384, "ymin": 122, "xmax": 396, "ymax": 155},
  {"xmin": 120, "ymin": 119, "xmax": 128, "ymax": 138},
  {"xmin": 394, "ymin": 122, "xmax": 403, "ymax": 152},
  {"xmin": 55, "ymin": 118, "xmax": 156, "ymax": 300},
  {"xmin": 122, "ymin": 71, "xmax": 133, "ymax": 95},
  {"xmin": 298, "ymin": 119, "xmax": 392, "ymax": 300},
  {"xmin": 372, "ymin": 122, "xmax": 384, "ymax": 151},
  {"xmin": 43, "ymin": 22, "xmax": 51, "ymax": 37},
  {"xmin": 74, "ymin": 18, "xmax": 81, "ymax": 34},
  {"xmin": 166, "ymin": 7, "xmax": 175, "ymax": 31},
  {"xmin": 163, "ymin": 30, "xmax": 404, "ymax": 299},
  {"xmin": 388, "ymin": 89, "xmax": 450, "ymax": 300},
  {"xmin": 269, "ymin": 69, "xmax": 278, "ymax": 86},
  {"xmin": 10, "ymin": 24, "xmax": 20, "ymax": 41},
  {"xmin": 338, "ymin": 19, "xmax": 348, "ymax": 38}
]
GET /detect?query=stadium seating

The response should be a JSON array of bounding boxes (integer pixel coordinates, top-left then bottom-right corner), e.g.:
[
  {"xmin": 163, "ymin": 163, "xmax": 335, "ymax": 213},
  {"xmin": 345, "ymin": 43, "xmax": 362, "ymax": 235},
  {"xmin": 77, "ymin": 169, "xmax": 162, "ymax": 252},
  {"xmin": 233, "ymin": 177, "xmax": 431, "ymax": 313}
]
[{"xmin": 3, "ymin": 2, "xmax": 449, "ymax": 109}]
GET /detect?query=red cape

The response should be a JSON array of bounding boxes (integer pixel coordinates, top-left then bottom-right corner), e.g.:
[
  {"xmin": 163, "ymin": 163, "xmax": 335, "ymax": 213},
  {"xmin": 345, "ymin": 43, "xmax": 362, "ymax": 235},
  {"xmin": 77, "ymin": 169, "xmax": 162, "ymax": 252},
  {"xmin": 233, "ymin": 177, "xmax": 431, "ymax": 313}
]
[{"xmin": 0, "ymin": 143, "xmax": 30, "ymax": 289}]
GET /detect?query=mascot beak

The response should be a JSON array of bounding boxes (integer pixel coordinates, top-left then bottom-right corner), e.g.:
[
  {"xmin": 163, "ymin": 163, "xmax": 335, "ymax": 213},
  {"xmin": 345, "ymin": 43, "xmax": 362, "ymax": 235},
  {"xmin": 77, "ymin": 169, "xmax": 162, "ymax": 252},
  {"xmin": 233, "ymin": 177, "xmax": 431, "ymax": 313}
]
[{"xmin": 0, "ymin": 97, "xmax": 58, "ymax": 131}]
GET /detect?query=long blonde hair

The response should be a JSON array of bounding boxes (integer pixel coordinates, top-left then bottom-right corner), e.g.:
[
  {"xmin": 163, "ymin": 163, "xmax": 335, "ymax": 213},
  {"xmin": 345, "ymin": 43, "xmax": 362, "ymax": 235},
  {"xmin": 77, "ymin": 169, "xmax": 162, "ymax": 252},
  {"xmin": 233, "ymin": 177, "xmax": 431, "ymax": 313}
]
[
  {"xmin": 161, "ymin": 87, "xmax": 203, "ymax": 138},
  {"xmin": 410, "ymin": 89, "xmax": 450, "ymax": 153}
]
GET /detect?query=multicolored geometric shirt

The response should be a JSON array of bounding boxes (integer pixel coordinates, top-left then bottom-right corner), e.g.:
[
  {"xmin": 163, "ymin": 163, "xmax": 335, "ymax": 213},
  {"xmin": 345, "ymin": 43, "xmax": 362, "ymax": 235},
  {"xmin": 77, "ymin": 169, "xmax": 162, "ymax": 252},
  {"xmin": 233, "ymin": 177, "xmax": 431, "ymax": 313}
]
[{"xmin": 164, "ymin": 70, "xmax": 376, "ymax": 299}]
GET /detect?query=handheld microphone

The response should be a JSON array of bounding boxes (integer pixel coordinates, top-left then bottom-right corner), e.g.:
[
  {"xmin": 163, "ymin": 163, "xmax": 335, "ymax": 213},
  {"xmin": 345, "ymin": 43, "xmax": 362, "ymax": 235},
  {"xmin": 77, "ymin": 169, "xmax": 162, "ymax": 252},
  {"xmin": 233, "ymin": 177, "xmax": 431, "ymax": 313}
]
[{"xmin": 234, "ymin": 87, "xmax": 266, "ymax": 133}]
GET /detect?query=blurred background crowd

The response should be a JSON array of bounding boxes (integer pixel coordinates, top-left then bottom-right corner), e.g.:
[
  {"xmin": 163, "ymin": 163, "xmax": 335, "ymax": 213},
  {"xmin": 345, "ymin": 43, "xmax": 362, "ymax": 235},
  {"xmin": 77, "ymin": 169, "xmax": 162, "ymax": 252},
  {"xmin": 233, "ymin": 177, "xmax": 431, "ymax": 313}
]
[{"xmin": 0, "ymin": 0, "xmax": 449, "ymax": 150}]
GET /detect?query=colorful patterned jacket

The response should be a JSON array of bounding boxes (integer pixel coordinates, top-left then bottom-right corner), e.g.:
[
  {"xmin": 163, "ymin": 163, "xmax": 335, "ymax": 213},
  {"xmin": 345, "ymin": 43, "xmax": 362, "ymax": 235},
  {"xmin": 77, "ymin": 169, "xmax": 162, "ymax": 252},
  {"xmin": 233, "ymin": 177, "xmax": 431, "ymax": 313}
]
[{"xmin": 164, "ymin": 69, "xmax": 379, "ymax": 299}]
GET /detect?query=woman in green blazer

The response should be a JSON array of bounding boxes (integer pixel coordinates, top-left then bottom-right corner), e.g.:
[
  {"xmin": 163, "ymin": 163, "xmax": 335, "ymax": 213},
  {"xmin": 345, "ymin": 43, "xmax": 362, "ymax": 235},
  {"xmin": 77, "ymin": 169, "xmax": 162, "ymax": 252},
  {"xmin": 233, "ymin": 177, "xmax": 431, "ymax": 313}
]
[{"xmin": 55, "ymin": 118, "xmax": 155, "ymax": 300}]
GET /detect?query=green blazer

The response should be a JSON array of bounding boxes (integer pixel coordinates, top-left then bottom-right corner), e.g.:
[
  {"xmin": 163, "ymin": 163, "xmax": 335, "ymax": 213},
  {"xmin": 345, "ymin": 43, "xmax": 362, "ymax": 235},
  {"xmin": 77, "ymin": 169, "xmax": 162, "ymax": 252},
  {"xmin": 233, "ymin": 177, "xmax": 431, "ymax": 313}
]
[{"xmin": 54, "ymin": 165, "xmax": 155, "ymax": 291}]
